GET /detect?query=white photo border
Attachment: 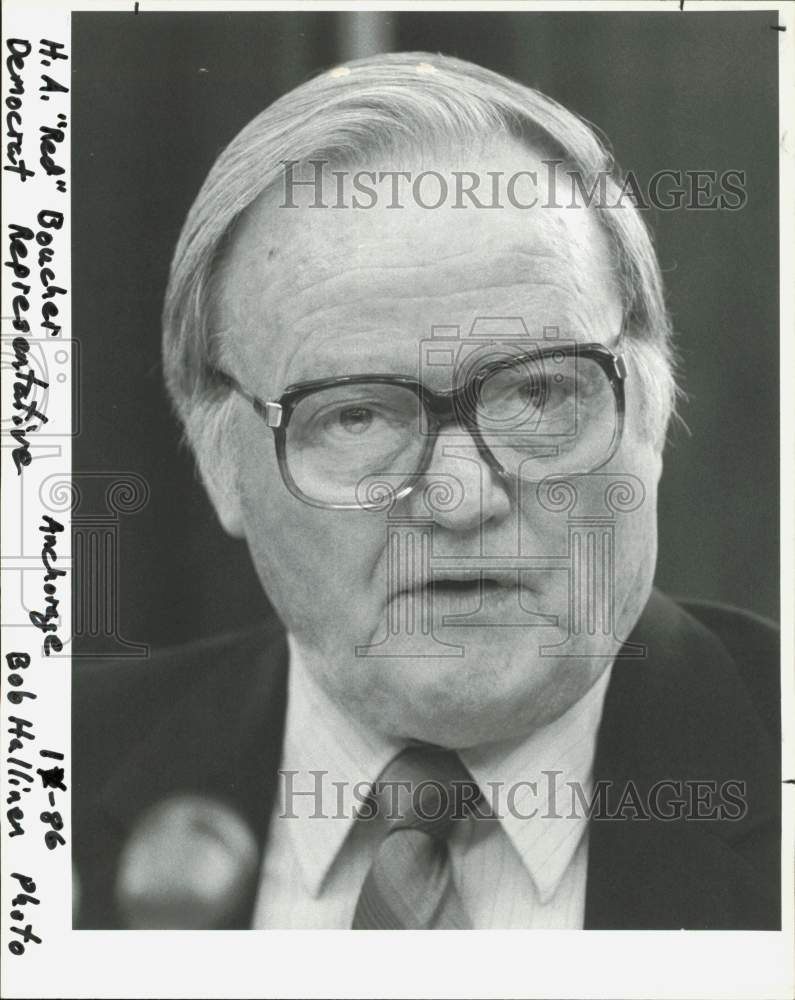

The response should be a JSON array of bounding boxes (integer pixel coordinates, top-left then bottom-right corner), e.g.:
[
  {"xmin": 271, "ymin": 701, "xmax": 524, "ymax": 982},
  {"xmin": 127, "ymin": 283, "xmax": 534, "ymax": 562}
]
[{"xmin": 1, "ymin": 2, "xmax": 792, "ymax": 998}]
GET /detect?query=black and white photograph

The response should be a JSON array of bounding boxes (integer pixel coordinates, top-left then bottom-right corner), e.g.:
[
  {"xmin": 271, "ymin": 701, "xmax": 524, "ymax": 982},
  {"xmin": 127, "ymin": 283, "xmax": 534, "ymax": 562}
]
[{"xmin": 1, "ymin": 3, "xmax": 793, "ymax": 998}]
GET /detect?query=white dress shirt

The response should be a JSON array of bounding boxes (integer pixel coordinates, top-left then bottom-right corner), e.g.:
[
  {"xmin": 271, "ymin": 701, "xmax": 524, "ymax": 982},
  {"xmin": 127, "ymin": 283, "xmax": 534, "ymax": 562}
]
[{"xmin": 253, "ymin": 638, "xmax": 613, "ymax": 929}]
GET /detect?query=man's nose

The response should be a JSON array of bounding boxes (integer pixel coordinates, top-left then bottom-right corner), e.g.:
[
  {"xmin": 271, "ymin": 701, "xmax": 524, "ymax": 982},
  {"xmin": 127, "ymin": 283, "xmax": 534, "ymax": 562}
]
[{"xmin": 406, "ymin": 431, "xmax": 512, "ymax": 530}]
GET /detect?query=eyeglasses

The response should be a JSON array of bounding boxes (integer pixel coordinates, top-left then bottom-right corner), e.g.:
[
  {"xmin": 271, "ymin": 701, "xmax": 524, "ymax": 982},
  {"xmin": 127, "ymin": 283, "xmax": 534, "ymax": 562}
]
[{"xmin": 212, "ymin": 342, "xmax": 627, "ymax": 510}]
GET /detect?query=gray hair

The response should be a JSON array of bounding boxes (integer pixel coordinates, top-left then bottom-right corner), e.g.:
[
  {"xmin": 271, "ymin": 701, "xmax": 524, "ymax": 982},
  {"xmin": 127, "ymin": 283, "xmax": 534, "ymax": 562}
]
[{"xmin": 162, "ymin": 51, "xmax": 678, "ymax": 496}]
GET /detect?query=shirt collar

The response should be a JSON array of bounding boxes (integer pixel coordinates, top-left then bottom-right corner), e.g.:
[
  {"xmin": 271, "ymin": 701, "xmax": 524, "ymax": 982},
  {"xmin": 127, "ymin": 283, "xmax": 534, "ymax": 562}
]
[
  {"xmin": 279, "ymin": 635, "xmax": 612, "ymax": 902},
  {"xmin": 278, "ymin": 635, "xmax": 403, "ymax": 897},
  {"xmin": 460, "ymin": 665, "xmax": 613, "ymax": 904}
]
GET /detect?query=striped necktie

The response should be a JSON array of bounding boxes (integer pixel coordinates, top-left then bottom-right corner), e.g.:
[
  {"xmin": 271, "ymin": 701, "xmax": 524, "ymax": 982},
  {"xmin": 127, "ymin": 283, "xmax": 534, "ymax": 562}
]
[{"xmin": 352, "ymin": 745, "xmax": 483, "ymax": 929}]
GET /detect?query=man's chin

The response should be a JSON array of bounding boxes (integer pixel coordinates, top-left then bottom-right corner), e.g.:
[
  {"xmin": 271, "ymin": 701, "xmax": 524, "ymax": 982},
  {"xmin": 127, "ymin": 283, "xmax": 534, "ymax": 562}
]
[
  {"xmin": 352, "ymin": 618, "xmax": 568, "ymax": 665},
  {"xmin": 344, "ymin": 634, "xmax": 604, "ymax": 748}
]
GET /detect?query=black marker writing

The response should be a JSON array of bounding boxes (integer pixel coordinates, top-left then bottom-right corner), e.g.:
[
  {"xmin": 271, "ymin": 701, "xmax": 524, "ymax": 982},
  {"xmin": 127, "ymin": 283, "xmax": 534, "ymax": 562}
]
[
  {"xmin": 6, "ymin": 336, "xmax": 48, "ymax": 474},
  {"xmin": 4, "ymin": 38, "xmax": 35, "ymax": 182},
  {"xmin": 29, "ymin": 515, "xmax": 65, "ymax": 656}
]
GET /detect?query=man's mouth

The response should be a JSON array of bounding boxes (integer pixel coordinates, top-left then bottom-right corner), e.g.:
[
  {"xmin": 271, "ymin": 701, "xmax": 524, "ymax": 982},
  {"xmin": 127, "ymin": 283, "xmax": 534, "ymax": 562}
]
[
  {"xmin": 432, "ymin": 575, "xmax": 512, "ymax": 593},
  {"xmin": 397, "ymin": 570, "xmax": 536, "ymax": 600},
  {"xmin": 433, "ymin": 578, "xmax": 484, "ymax": 593}
]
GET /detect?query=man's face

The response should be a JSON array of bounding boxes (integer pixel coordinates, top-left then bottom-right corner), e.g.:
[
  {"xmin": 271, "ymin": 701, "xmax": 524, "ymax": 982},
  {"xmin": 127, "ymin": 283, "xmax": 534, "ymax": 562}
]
[{"xmin": 214, "ymin": 145, "xmax": 663, "ymax": 749}]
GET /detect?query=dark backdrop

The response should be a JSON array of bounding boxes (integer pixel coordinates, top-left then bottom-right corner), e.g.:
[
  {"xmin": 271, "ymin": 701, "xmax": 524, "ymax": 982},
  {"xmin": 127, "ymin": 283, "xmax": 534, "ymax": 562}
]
[{"xmin": 72, "ymin": 10, "xmax": 780, "ymax": 655}]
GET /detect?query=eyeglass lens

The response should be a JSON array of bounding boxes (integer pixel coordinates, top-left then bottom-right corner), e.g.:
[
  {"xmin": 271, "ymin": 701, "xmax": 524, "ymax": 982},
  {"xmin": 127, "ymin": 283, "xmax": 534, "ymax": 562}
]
[{"xmin": 284, "ymin": 354, "xmax": 618, "ymax": 506}]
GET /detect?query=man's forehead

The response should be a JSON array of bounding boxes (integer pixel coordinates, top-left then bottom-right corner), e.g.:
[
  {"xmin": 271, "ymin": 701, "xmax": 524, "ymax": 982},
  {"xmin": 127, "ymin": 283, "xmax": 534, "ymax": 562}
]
[
  {"xmin": 224, "ymin": 139, "xmax": 614, "ymax": 275},
  {"xmin": 216, "ymin": 149, "xmax": 622, "ymax": 385},
  {"xmin": 257, "ymin": 186, "xmax": 585, "ymax": 248}
]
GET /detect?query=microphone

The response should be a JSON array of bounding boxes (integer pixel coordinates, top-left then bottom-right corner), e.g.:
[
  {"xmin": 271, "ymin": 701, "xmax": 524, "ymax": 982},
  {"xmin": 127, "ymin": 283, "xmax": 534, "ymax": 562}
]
[{"xmin": 115, "ymin": 794, "xmax": 258, "ymax": 929}]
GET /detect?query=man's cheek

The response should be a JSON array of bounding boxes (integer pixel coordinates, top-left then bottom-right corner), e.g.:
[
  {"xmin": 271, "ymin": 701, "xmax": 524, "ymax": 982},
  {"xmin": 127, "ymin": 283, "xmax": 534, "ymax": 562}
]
[
  {"xmin": 240, "ymin": 486, "xmax": 387, "ymax": 624},
  {"xmin": 611, "ymin": 497, "xmax": 658, "ymax": 634}
]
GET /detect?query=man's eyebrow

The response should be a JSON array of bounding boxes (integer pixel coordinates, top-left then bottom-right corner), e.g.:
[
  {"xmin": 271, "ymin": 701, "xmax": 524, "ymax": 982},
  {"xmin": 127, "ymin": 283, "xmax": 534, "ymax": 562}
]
[
  {"xmin": 286, "ymin": 359, "xmax": 421, "ymax": 386},
  {"xmin": 285, "ymin": 339, "xmax": 420, "ymax": 381},
  {"xmin": 282, "ymin": 336, "xmax": 626, "ymax": 391}
]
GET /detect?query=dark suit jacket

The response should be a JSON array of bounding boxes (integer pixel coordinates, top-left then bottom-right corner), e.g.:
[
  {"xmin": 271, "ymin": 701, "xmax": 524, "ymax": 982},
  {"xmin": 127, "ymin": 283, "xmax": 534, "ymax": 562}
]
[{"xmin": 72, "ymin": 589, "xmax": 781, "ymax": 930}]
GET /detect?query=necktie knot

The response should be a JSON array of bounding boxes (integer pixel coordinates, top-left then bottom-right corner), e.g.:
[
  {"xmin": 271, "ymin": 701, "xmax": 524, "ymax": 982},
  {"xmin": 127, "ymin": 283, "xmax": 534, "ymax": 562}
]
[{"xmin": 368, "ymin": 744, "xmax": 483, "ymax": 841}]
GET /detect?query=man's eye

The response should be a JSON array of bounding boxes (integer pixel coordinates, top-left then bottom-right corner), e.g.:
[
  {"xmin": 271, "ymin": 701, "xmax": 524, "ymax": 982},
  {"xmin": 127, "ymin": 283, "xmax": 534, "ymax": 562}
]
[
  {"xmin": 337, "ymin": 406, "xmax": 375, "ymax": 433},
  {"xmin": 517, "ymin": 380, "xmax": 546, "ymax": 405},
  {"xmin": 501, "ymin": 378, "xmax": 553, "ymax": 409}
]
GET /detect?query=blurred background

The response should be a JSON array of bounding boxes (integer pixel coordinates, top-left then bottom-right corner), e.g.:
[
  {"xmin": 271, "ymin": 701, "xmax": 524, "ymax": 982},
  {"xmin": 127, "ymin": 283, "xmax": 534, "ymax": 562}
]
[{"xmin": 72, "ymin": 9, "xmax": 779, "ymax": 655}]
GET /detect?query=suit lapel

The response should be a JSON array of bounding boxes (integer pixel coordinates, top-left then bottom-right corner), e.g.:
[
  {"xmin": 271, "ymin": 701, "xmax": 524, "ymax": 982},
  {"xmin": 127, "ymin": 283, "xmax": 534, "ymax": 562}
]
[
  {"xmin": 95, "ymin": 628, "xmax": 289, "ymax": 928},
  {"xmin": 585, "ymin": 590, "xmax": 779, "ymax": 929}
]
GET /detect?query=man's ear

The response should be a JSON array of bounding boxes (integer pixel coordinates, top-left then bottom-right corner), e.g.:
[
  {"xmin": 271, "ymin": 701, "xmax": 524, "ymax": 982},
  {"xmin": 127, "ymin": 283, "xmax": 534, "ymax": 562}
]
[
  {"xmin": 188, "ymin": 403, "xmax": 246, "ymax": 539},
  {"xmin": 200, "ymin": 462, "xmax": 245, "ymax": 539}
]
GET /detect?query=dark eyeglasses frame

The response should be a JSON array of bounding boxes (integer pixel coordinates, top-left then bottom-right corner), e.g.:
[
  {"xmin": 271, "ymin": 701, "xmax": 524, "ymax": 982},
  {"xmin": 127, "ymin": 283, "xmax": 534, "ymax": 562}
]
[{"xmin": 211, "ymin": 342, "xmax": 627, "ymax": 510}]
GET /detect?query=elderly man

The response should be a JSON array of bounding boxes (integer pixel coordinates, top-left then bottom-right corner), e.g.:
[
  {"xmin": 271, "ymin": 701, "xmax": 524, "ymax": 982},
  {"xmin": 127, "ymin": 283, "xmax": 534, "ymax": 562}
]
[{"xmin": 73, "ymin": 52, "xmax": 779, "ymax": 931}]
